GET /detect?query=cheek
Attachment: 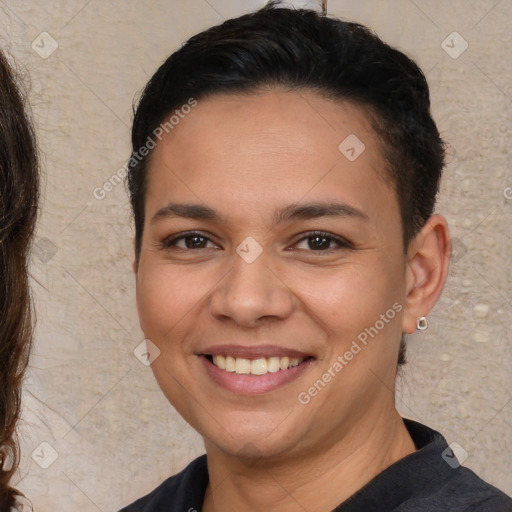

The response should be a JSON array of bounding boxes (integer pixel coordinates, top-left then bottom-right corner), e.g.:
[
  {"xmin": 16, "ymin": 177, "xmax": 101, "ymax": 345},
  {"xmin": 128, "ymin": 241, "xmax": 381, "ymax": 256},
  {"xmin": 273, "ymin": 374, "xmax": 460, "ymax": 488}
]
[
  {"xmin": 135, "ymin": 264, "xmax": 203, "ymax": 412},
  {"xmin": 136, "ymin": 261, "xmax": 219, "ymax": 344},
  {"xmin": 294, "ymin": 260, "xmax": 405, "ymax": 376},
  {"xmin": 288, "ymin": 262, "xmax": 397, "ymax": 330},
  {"xmin": 136, "ymin": 263, "xmax": 189, "ymax": 338}
]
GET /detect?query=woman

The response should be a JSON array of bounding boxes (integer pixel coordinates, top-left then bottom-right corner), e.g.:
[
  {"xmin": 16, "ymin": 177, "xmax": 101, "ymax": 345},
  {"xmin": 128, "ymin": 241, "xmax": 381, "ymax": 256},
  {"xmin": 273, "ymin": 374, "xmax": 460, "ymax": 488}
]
[
  {"xmin": 0, "ymin": 50, "xmax": 39, "ymax": 511},
  {"xmin": 120, "ymin": 2, "xmax": 512, "ymax": 510}
]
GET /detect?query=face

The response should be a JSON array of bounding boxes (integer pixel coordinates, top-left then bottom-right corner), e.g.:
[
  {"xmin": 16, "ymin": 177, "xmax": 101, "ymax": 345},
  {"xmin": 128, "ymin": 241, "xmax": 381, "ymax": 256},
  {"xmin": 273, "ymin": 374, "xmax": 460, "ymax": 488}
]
[{"xmin": 134, "ymin": 90, "xmax": 409, "ymax": 461}]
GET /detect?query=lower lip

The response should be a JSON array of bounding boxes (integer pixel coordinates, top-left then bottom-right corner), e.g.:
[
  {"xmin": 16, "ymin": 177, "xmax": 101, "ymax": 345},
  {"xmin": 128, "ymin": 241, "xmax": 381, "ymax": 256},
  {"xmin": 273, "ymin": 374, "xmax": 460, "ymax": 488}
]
[{"xmin": 200, "ymin": 356, "xmax": 314, "ymax": 395}]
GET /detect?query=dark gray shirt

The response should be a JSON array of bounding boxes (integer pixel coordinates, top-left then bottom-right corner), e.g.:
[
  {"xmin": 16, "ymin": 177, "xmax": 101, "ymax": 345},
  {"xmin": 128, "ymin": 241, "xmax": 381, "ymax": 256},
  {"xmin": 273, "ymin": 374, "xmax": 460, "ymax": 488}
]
[{"xmin": 119, "ymin": 419, "xmax": 512, "ymax": 511}]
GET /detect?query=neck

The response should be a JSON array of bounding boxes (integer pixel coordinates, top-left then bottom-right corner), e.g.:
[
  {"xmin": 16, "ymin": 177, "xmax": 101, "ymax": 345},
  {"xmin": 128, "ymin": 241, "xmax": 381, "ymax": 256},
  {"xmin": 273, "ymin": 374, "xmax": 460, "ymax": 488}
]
[{"xmin": 201, "ymin": 409, "xmax": 416, "ymax": 512}]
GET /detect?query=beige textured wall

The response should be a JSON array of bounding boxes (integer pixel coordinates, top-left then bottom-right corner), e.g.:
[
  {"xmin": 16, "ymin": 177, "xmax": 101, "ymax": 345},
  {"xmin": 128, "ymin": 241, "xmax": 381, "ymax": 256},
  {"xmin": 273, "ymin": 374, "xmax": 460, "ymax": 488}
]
[{"xmin": 1, "ymin": 1, "xmax": 510, "ymax": 510}]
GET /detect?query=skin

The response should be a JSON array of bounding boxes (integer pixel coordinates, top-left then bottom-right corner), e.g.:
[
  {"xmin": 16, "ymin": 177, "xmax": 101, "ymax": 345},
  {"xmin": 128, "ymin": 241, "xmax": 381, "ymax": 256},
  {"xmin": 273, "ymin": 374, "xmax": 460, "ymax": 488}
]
[{"xmin": 133, "ymin": 89, "xmax": 451, "ymax": 512}]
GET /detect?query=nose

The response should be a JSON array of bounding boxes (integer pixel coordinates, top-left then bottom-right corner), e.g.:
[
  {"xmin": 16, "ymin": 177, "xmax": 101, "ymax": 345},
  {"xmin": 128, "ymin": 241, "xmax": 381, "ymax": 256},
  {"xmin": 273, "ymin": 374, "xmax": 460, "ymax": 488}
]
[{"xmin": 209, "ymin": 245, "xmax": 295, "ymax": 327}]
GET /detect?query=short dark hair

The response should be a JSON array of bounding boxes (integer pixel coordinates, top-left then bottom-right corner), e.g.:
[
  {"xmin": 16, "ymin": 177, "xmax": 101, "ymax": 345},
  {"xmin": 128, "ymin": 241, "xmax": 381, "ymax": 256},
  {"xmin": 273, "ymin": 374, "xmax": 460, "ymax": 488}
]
[
  {"xmin": 128, "ymin": 1, "xmax": 446, "ymax": 366},
  {"xmin": 0, "ymin": 50, "xmax": 39, "ymax": 507}
]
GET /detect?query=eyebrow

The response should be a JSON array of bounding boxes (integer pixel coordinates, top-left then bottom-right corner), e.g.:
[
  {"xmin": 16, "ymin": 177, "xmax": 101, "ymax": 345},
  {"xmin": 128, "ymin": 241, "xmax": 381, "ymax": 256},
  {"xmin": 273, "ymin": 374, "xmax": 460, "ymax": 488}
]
[{"xmin": 151, "ymin": 201, "xmax": 368, "ymax": 227}]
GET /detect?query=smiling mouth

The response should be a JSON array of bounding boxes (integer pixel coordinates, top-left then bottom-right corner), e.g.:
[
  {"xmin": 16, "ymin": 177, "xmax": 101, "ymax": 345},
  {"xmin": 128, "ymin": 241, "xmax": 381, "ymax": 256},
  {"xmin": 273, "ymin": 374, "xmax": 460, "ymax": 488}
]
[{"xmin": 205, "ymin": 355, "xmax": 312, "ymax": 375}]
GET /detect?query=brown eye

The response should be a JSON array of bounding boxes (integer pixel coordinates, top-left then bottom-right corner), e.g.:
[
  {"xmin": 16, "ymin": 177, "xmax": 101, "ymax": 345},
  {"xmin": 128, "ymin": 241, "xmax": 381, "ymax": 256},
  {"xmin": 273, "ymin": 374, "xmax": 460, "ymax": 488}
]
[
  {"xmin": 161, "ymin": 231, "xmax": 218, "ymax": 250},
  {"xmin": 308, "ymin": 235, "xmax": 332, "ymax": 250},
  {"xmin": 294, "ymin": 231, "xmax": 352, "ymax": 252},
  {"xmin": 182, "ymin": 235, "xmax": 208, "ymax": 249}
]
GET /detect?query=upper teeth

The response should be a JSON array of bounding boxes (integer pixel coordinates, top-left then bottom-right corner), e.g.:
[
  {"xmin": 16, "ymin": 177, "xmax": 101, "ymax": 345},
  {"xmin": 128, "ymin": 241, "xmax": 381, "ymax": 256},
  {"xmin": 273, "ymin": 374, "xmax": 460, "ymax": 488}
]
[{"xmin": 212, "ymin": 355, "xmax": 304, "ymax": 375}]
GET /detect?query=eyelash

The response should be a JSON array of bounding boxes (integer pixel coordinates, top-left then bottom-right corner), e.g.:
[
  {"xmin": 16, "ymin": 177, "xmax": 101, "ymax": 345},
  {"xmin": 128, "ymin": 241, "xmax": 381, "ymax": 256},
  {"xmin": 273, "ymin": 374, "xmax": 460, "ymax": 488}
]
[{"xmin": 160, "ymin": 230, "xmax": 353, "ymax": 253}]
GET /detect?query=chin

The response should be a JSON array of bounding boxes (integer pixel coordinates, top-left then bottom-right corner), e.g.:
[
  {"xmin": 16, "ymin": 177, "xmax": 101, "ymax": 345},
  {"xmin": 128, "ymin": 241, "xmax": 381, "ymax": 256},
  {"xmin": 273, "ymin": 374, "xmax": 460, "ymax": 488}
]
[
  {"xmin": 200, "ymin": 410, "xmax": 307, "ymax": 462},
  {"xmin": 207, "ymin": 432, "xmax": 295, "ymax": 464}
]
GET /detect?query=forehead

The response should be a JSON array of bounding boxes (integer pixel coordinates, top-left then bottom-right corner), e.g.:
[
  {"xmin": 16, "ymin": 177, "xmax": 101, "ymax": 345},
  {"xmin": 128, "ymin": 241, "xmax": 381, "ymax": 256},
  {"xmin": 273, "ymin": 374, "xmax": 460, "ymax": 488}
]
[{"xmin": 145, "ymin": 90, "xmax": 396, "ymax": 225}]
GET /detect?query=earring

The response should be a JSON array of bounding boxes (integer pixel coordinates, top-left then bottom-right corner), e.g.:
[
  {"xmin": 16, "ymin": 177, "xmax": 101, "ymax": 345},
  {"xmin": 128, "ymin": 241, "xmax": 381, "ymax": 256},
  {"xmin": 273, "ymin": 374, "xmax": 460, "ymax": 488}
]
[{"xmin": 416, "ymin": 316, "xmax": 428, "ymax": 330}]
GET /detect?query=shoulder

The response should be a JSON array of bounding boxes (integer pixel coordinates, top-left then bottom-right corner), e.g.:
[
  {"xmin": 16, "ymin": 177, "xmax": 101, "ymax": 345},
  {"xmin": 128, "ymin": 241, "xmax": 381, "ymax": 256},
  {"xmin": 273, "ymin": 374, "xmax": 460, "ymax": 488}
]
[
  {"xmin": 396, "ymin": 465, "xmax": 512, "ymax": 512},
  {"xmin": 398, "ymin": 420, "xmax": 512, "ymax": 511},
  {"xmin": 339, "ymin": 419, "xmax": 512, "ymax": 512},
  {"xmin": 415, "ymin": 465, "xmax": 512, "ymax": 512},
  {"xmin": 118, "ymin": 454, "xmax": 208, "ymax": 512}
]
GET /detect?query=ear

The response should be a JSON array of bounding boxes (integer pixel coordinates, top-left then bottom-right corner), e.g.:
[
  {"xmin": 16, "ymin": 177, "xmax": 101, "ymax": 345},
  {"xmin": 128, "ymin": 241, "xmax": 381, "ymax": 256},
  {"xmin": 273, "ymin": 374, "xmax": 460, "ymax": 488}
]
[{"xmin": 402, "ymin": 214, "xmax": 451, "ymax": 334}]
